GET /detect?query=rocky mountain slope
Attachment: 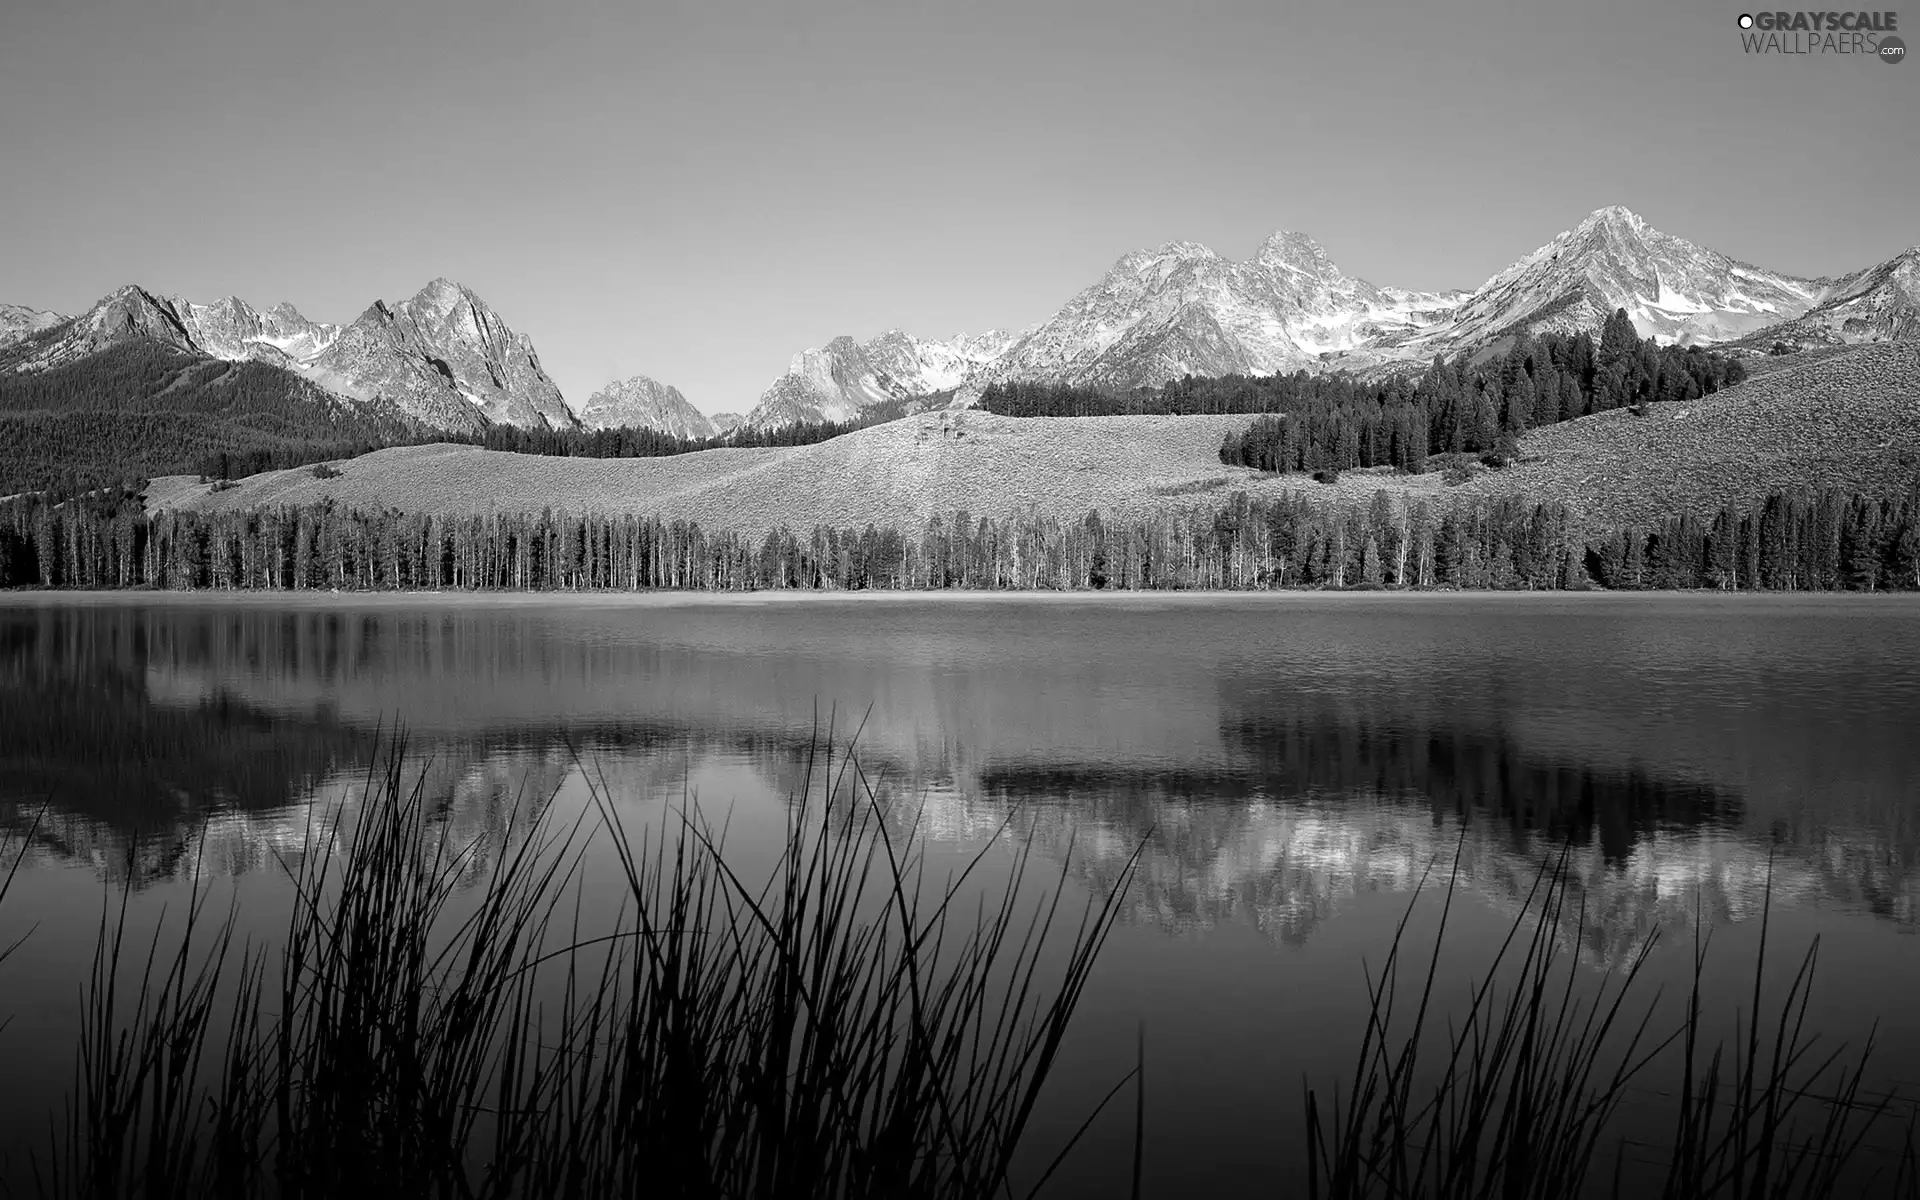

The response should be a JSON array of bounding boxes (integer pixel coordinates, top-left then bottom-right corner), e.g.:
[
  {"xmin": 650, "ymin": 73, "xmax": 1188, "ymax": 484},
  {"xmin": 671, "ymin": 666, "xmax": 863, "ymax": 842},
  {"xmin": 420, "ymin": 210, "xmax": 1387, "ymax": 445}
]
[
  {"xmin": 171, "ymin": 296, "xmax": 342, "ymax": 367},
  {"xmin": 741, "ymin": 206, "xmax": 1915, "ymax": 428},
  {"xmin": 0, "ymin": 304, "xmax": 63, "ymax": 349},
  {"xmin": 1728, "ymin": 247, "xmax": 1920, "ymax": 350},
  {"xmin": 985, "ymin": 231, "xmax": 1463, "ymax": 388},
  {"xmin": 2, "ymin": 280, "xmax": 579, "ymax": 434},
  {"xmin": 741, "ymin": 329, "xmax": 1015, "ymax": 428},
  {"xmin": 1, "ymin": 286, "xmax": 205, "ymax": 372},
  {"xmin": 576, "ymin": 375, "xmax": 716, "ymax": 438},
  {"xmin": 305, "ymin": 279, "xmax": 575, "ymax": 433}
]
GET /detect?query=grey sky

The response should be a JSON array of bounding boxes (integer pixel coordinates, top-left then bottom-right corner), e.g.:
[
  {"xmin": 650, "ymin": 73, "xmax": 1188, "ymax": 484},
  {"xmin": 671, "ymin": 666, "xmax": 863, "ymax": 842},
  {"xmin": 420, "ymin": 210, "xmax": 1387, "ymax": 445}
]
[{"xmin": 1, "ymin": 0, "xmax": 1913, "ymax": 416}]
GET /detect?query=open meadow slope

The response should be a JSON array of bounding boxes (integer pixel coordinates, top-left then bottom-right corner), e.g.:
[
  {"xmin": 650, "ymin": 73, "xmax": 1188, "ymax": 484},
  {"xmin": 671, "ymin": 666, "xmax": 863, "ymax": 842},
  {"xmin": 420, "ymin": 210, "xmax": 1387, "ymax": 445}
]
[
  {"xmin": 145, "ymin": 409, "xmax": 1269, "ymax": 534},
  {"xmin": 146, "ymin": 343, "xmax": 1920, "ymax": 536}
]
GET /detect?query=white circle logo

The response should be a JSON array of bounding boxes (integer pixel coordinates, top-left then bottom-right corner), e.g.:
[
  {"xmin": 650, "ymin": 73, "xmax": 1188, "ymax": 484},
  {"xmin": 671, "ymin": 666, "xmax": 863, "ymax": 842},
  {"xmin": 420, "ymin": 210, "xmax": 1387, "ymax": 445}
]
[{"xmin": 1738, "ymin": 13, "xmax": 1754, "ymax": 28}]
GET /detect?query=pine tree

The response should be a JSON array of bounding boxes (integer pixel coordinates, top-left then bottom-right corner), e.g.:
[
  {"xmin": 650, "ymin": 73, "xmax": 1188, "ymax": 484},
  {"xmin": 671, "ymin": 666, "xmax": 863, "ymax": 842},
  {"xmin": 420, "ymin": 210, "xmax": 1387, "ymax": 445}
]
[
  {"xmin": 1532, "ymin": 362, "xmax": 1560, "ymax": 423},
  {"xmin": 1599, "ymin": 308, "xmax": 1639, "ymax": 373},
  {"xmin": 1595, "ymin": 309, "xmax": 1641, "ymax": 410},
  {"xmin": 1470, "ymin": 387, "xmax": 1499, "ymax": 451},
  {"xmin": 1840, "ymin": 500, "xmax": 1882, "ymax": 591},
  {"xmin": 1892, "ymin": 516, "xmax": 1920, "ymax": 589},
  {"xmin": 1558, "ymin": 373, "xmax": 1584, "ymax": 422},
  {"xmin": 1501, "ymin": 330, "xmax": 1534, "ymax": 393},
  {"xmin": 1501, "ymin": 372, "xmax": 1536, "ymax": 435},
  {"xmin": 1361, "ymin": 535, "xmax": 1384, "ymax": 587}
]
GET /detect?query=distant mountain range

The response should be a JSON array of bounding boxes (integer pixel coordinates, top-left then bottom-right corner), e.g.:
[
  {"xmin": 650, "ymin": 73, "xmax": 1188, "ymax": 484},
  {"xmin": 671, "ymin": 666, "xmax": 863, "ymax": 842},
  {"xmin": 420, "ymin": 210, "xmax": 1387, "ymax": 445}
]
[
  {"xmin": 4, "ymin": 206, "xmax": 1916, "ymax": 439},
  {"xmin": 0, "ymin": 280, "xmax": 573, "ymax": 435},
  {"xmin": 744, "ymin": 206, "xmax": 1920, "ymax": 427}
]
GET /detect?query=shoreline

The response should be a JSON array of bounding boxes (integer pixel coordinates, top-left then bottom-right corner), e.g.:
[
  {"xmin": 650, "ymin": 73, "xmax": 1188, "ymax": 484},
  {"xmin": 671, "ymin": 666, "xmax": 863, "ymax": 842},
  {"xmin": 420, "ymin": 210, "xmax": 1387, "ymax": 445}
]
[{"xmin": 4, "ymin": 588, "xmax": 1919, "ymax": 609}]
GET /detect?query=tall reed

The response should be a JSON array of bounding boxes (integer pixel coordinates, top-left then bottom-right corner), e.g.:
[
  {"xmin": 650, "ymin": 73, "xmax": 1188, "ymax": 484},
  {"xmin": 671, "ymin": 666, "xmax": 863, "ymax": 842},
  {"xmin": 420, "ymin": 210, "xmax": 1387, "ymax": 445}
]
[
  {"xmin": 11, "ymin": 724, "xmax": 1143, "ymax": 1200},
  {"xmin": 1304, "ymin": 840, "xmax": 1918, "ymax": 1200}
]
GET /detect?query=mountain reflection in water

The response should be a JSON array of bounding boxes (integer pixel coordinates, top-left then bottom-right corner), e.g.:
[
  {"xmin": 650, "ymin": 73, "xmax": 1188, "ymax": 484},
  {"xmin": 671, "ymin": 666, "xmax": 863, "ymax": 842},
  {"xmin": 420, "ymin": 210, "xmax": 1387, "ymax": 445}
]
[{"xmin": 2, "ymin": 598, "xmax": 1915, "ymax": 966}]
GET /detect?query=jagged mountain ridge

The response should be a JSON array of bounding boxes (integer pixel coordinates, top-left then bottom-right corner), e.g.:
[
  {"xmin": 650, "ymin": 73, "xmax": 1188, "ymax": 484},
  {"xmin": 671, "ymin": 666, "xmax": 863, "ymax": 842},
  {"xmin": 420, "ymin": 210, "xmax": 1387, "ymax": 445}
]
[
  {"xmin": 2, "ymin": 281, "xmax": 580, "ymax": 435},
  {"xmin": 576, "ymin": 375, "xmax": 716, "ymax": 439},
  {"xmin": 172, "ymin": 296, "xmax": 342, "ymax": 367},
  {"xmin": 740, "ymin": 206, "xmax": 1916, "ymax": 429}
]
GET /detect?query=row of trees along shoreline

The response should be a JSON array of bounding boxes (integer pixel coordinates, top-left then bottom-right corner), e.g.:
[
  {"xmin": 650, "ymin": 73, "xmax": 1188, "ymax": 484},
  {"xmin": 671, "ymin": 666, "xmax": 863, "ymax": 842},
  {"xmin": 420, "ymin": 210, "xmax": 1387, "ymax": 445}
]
[{"xmin": 5, "ymin": 487, "xmax": 1918, "ymax": 593}]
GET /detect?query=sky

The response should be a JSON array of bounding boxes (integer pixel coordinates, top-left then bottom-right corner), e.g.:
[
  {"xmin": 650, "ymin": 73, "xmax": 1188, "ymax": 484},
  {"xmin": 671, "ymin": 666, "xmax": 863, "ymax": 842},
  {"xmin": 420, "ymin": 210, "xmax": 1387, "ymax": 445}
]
[{"xmin": 1, "ymin": 0, "xmax": 1915, "ymax": 416}]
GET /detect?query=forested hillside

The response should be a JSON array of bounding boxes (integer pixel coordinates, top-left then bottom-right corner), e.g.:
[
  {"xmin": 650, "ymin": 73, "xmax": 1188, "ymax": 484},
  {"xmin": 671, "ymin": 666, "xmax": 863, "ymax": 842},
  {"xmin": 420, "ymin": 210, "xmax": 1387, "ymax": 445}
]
[
  {"xmin": 5, "ymin": 486, "xmax": 1915, "ymax": 593},
  {"xmin": 0, "ymin": 342, "xmax": 426, "ymax": 495},
  {"xmin": 1220, "ymin": 316, "xmax": 1747, "ymax": 475}
]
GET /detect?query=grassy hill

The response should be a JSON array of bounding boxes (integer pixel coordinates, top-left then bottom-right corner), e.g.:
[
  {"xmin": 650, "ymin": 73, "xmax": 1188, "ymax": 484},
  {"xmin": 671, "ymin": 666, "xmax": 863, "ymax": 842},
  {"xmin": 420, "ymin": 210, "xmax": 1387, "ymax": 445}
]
[
  {"xmin": 1455, "ymin": 341, "xmax": 1920, "ymax": 528},
  {"xmin": 146, "ymin": 407, "xmax": 1263, "ymax": 532},
  {"xmin": 146, "ymin": 342, "xmax": 1920, "ymax": 535},
  {"xmin": 0, "ymin": 341, "xmax": 423, "ymax": 494}
]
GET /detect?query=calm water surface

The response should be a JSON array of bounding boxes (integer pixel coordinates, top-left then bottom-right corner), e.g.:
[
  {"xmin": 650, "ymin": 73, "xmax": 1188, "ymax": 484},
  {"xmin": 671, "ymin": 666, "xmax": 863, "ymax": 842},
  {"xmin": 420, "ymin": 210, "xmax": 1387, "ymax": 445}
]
[{"xmin": 1, "ymin": 592, "xmax": 1917, "ymax": 1194}]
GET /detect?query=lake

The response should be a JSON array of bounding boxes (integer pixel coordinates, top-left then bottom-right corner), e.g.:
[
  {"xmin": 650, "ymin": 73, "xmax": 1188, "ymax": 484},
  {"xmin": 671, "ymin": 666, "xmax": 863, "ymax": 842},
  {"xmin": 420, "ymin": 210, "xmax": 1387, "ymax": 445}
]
[{"xmin": 1, "ymin": 591, "xmax": 1917, "ymax": 1195}]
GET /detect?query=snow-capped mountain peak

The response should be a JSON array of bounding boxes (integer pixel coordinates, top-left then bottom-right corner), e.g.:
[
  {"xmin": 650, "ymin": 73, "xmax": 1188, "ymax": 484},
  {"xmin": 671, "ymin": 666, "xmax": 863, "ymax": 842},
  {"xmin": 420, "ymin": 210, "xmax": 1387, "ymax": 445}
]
[{"xmin": 1428, "ymin": 206, "xmax": 1829, "ymax": 351}]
